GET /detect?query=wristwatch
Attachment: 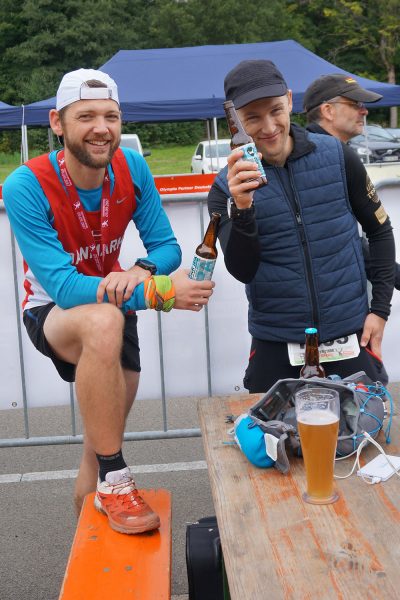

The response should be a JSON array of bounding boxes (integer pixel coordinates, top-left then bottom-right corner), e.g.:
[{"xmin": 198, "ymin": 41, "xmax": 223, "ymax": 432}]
[
  {"xmin": 134, "ymin": 258, "xmax": 157, "ymax": 275},
  {"xmin": 227, "ymin": 197, "xmax": 255, "ymax": 219}
]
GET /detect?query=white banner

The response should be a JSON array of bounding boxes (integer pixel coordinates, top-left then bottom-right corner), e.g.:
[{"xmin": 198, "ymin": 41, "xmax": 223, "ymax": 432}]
[
  {"xmin": 0, "ymin": 171, "xmax": 399, "ymax": 409},
  {"xmin": 0, "ymin": 203, "xmax": 250, "ymax": 409}
]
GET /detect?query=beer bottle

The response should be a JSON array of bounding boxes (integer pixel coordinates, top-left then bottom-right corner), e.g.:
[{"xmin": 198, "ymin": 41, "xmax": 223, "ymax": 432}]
[
  {"xmin": 223, "ymin": 100, "xmax": 267, "ymax": 186},
  {"xmin": 300, "ymin": 327, "xmax": 326, "ymax": 379},
  {"xmin": 189, "ymin": 212, "xmax": 221, "ymax": 281}
]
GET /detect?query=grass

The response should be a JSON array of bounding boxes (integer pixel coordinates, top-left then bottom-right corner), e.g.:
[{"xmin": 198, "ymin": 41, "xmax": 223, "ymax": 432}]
[
  {"xmin": 146, "ymin": 144, "xmax": 193, "ymax": 175},
  {"xmin": 0, "ymin": 152, "xmax": 23, "ymax": 183},
  {"xmin": 0, "ymin": 145, "xmax": 194, "ymax": 183}
]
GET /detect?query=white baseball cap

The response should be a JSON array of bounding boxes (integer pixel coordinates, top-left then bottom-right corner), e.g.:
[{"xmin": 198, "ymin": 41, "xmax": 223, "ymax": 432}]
[{"xmin": 56, "ymin": 68, "xmax": 119, "ymax": 111}]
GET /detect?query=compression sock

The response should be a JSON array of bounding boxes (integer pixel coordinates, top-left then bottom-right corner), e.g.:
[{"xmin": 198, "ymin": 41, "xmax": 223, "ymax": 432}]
[{"xmin": 96, "ymin": 450, "xmax": 127, "ymax": 482}]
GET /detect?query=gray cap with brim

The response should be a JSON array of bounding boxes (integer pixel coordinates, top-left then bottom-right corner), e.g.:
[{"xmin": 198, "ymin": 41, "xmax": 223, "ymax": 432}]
[{"xmin": 303, "ymin": 73, "xmax": 382, "ymax": 113}]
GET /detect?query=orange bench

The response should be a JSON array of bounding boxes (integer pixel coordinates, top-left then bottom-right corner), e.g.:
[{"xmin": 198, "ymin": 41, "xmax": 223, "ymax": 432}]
[{"xmin": 59, "ymin": 489, "xmax": 172, "ymax": 599}]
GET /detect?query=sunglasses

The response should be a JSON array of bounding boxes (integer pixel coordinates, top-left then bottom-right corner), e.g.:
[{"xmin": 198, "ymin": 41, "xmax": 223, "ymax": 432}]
[{"xmin": 326, "ymin": 100, "xmax": 366, "ymax": 110}]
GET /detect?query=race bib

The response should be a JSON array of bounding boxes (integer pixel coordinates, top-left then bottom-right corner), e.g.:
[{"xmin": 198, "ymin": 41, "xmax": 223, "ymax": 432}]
[{"xmin": 288, "ymin": 334, "xmax": 360, "ymax": 367}]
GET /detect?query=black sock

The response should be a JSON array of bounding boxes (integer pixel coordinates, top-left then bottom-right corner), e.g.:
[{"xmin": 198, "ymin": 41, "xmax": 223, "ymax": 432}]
[{"xmin": 96, "ymin": 450, "xmax": 127, "ymax": 482}]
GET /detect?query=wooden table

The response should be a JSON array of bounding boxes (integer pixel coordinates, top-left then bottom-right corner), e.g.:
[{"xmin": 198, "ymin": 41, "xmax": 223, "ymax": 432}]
[{"xmin": 198, "ymin": 394, "xmax": 400, "ymax": 600}]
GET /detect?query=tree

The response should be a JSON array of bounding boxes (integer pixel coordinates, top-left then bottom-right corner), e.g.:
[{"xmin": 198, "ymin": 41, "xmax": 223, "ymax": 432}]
[
  {"xmin": 296, "ymin": 0, "xmax": 400, "ymax": 126},
  {"xmin": 1, "ymin": 0, "xmax": 398, "ymax": 149},
  {"xmin": 0, "ymin": 0, "xmax": 147, "ymax": 104},
  {"xmin": 144, "ymin": 0, "xmax": 310, "ymax": 49}
]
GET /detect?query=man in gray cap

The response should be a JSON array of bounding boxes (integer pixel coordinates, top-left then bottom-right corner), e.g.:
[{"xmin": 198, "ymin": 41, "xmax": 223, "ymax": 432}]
[
  {"xmin": 303, "ymin": 73, "xmax": 400, "ymax": 291},
  {"xmin": 208, "ymin": 59, "xmax": 395, "ymax": 393},
  {"xmin": 303, "ymin": 73, "xmax": 382, "ymax": 142}
]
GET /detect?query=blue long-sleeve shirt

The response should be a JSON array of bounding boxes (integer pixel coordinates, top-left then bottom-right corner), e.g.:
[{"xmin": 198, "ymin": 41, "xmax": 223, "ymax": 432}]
[{"xmin": 3, "ymin": 147, "xmax": 181, "ymax": 312}]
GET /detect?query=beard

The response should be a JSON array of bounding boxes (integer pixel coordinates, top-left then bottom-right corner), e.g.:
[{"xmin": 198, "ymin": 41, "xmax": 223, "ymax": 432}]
[{"xmin": 63, "ymin": 133, "xmax": 120, "ymax": 169}]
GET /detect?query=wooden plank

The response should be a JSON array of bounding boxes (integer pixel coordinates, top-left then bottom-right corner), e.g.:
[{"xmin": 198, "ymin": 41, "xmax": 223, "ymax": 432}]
[
  {"xmin": 59, "ymin": 489, "xmax": 171, "ymax": 600},
  {"xmin": 199, "ymin": 394, "xmax": 400, "ymax": 600}
]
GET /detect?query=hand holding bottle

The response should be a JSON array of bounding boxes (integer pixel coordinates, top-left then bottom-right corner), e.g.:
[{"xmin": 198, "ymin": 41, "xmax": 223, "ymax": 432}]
[
  {"xmin": 226, "ymin": 150, "xmax": 262, "ymax": 208},
  {"xmin": 224, "ymin": 99, "xmax": 267, "ymax": 208},
  {"xmin": 189, "ymin": 212, "xmax": 221, "ymax": 281},
  {"xmin": 172, "ymin": 269, "xmax": 214, "ymax": 311}
]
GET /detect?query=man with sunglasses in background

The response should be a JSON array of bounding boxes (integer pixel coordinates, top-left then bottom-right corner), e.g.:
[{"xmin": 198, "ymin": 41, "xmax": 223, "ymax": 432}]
[
  {"xmin": 303, "ymin": 73, "xmax": 400, "ymax": 292},
  {"xmin": 303, "ymin": 73, "xmax": 376, "ymax": 142}
]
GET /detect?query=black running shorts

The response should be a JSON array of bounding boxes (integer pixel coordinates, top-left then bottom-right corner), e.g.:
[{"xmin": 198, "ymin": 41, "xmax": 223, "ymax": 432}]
[
  {"xmin": 23, "ymin": 303, "xmax": 140, "ymax": 383},
  {"xmin": 243, "ymin": 331, "xmax": 388, "ymax": 393}
]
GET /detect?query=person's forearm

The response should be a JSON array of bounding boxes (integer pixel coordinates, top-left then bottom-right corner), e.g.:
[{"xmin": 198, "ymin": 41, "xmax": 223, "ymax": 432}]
[
  {"xmin": 127, "ymin": 150, "xmax": 182, "ymax": 275},
  {"xmin": 367, "ymin": 225, "xmax": 395, "ymax": 319},
  {"xmin": 208, "ymin": 182, "xmax": 260, "ymax": 283},
  {"xmin": 224, "ymin": 217, "xmax": 261, "ymax": 283},
  {"xmin": 142, "ymin": 241, "xmax": 181, "ymax": 275},
  {"xmin": 44, "ymin": 266, "xmax": 147, "ymax": 312}
]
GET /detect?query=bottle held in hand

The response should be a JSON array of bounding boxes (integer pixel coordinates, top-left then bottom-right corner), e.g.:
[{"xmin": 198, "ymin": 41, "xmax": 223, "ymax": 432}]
[
  {"xmin": 189, "ymin": 212, "xmax": 221, "ymax": 281},
  {"xmin": 300, "ymin": 327, "xmax": 326, "ymax": 379},
  {"xmin": 223, "ymin": 99, "xmax": 267, "ymax": 187}
]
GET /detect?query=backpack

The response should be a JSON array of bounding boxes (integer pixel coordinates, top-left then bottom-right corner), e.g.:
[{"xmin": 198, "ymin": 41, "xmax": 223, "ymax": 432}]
[{"xmin": 233, "ymin": 372, "xmax": 391, "ymax": 474}]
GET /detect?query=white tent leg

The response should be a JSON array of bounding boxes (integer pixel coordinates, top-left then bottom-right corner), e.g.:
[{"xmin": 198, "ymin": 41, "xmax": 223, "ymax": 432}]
[
  {"xmin": 213, "ymin": 117, "xmax": 220, "ymax": 170},
  {"xmin": 21, "ymin": 124, "xmax": 28, "ymax": 164},
  {"xmin": 206, "ymin": 119, "xmax": 214, "ymax": 172},
  {"xmin": 48, "ymin": 128, "xmax": 54, "ymax": 152}
]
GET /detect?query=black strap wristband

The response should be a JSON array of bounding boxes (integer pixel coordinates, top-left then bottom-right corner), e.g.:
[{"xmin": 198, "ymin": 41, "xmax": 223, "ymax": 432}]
[
  {"xmin": 134, "ymin": 258, "xmax": 157, "ymax": 275},
  {"xmin": 227, "ymin": 197, "xmax": 255, "ymax": 220}
]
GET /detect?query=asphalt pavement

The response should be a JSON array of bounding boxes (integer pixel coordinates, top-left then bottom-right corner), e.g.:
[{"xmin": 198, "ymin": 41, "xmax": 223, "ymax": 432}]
[
  {"xmin": 2, "ymin": 384, "xmax": 399, "ymax": 600},
  {"xmin": 1, "ymin": 396, "xmax": 214, "ymax": 600}
]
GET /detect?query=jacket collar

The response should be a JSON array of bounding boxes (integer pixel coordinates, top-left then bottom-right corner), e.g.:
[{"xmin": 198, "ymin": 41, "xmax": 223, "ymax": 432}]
[
  {"xmin": 305, "ymin": 122, "xmax": 330, "ymax": 136},
  {"xmin": 287, "ymin": 123, "xmax": 316, "ymax": 162}
]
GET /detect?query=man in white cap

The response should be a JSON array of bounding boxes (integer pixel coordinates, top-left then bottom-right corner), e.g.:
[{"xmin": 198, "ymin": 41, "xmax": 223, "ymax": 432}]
[{"xmin": 3, "ymin": 68, "xmax": 214, "ymax": 534}]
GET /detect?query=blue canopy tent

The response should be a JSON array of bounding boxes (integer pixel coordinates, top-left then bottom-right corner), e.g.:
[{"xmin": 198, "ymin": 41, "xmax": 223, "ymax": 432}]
[
  {"xmin": 101, "ymin": 40, "xmax": 400, "ymax": 120},
  {"xmin": 0, "ymin": 101, "xmax": 23, "ymax": 128},
  {"xmin": 9, "ymin": 39, "xmax": 400, "ymax": 128}
]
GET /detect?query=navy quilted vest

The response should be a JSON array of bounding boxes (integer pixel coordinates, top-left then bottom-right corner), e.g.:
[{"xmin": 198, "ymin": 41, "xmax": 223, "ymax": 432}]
[{"xmin": 216, "ymin": 132, "xmax": 368, "ymax": 343}]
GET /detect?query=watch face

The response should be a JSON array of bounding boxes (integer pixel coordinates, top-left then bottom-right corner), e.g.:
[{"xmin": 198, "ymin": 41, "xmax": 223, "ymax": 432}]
[
  {"xmin": 227, "ymin": 197, "xmax": 235, "ymax": 218},
  {"xmin": 135, "ymin": 259, "xmax": 157, "ymax": 274}
]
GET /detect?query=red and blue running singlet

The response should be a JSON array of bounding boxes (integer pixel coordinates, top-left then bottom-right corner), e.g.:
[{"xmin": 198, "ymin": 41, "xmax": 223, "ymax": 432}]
[{"xmin": 26, "ymin": 148, "xmax": 136, "ymax": 278}]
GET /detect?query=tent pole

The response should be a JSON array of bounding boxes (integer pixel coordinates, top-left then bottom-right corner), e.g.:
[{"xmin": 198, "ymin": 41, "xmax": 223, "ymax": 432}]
[
  {"xmin": 206, "ymin": 119, "xmax": 214, "ymax": 172},
  {"xmin": 213, "ymin": 117, "xmax": 220, "ymax": 170},
  {"xmin": 20, "ymin": 105, "xmax": 28, "ymax": 164},
  {"xmin": 21, "ymin": 124, "xmax": 28, "ymax": 164},
  {"xmin": 48, "ymin": 128, "xmax": 54, "ymax": 152},
  {"xmin": 213, "ymin": 117, "xmax": 219, "ymax": 142}
]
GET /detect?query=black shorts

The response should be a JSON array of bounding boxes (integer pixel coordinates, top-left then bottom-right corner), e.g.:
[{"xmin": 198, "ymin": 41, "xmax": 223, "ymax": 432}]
[
  {"xmin": 23, "ymin": 303, "xmax": 141, "ymax": 383},
  {"xmin": 243, "ymin": 331, "xmax": 388, "ymax": 393}
]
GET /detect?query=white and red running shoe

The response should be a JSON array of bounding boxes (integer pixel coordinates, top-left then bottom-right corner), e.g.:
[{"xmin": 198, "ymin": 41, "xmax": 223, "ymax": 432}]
[{"xmin": 94, "ymin": 467, "xmax": 160, "ymax": 534}]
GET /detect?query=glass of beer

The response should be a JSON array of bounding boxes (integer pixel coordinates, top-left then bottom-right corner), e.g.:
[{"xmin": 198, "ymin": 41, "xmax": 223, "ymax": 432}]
[{"xmin": 295, "ymin": 387, "xmax": 340, "ymax": 505}]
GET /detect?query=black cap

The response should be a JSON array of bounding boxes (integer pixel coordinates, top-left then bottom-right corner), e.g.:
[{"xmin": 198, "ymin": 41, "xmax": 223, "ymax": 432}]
[
  {"xmin": 303, "ymin": 73, "xmax": 382, "ymax": 112},
  {"xmin": 224, "ymin": 59, "xmax": 288, "ymax": 109}
]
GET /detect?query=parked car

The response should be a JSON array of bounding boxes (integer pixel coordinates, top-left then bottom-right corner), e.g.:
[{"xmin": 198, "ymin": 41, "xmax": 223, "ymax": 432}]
[
  {"xmin": 349, "ymin": 125, "xmax": 400, "ymax": 163},
  {"xmin": 120, "ymin": 133, "xmax": 151, "ymax": 157},
  {"xmin": 191, "ymin": 139, "xmax": 231, "ymax": 174},
  {"xmin": 385, "ymin": 128, "xmax": 400, "ymax": 142}
]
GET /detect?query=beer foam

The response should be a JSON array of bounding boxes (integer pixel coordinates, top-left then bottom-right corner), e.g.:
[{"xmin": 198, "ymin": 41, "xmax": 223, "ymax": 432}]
[{"xmin": 297, "ymin": 409, "xmax": 338, "ymax": 425}]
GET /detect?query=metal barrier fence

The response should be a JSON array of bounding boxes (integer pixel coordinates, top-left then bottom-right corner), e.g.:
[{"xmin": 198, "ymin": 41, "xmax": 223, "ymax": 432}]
[
  {"xmin": 3, "ymin": 173, "xmax": 399, "ymax": 448},
  {"xmin": 0, "ymin": 192, "xmax": 249, "ymax": 448}
]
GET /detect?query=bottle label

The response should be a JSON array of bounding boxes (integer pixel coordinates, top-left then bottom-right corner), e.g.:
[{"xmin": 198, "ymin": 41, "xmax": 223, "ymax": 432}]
[
  {"xmin": 287, "ymin": 334, "xmax": 360, "ymax": 366},
  {"xmin": 189, "ymin": 256, "xmax": 216, "ymax": 281},
  {"xmin": 241, "ymin": 142, "xmax": 267, "ymax": 179}
]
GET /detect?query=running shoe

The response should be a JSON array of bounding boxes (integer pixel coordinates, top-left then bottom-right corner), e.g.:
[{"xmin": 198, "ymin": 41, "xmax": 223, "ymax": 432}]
[{"xmin": 94, "ymin": 467, "xmax": 160, "ymax": 534}]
